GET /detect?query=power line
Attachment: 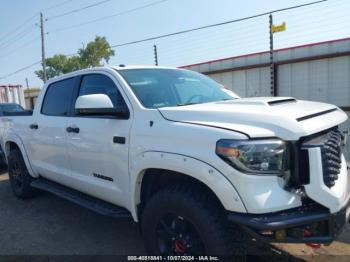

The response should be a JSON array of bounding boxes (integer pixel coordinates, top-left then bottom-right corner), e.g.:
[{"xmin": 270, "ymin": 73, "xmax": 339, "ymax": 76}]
[
  {"xmin": 0, "ymin": 26, "xmax": 36, "ymax": 49},
  {"xmin": 41, "ymin": 0, "xmax": 75, "ymax": 11},
  {"xmin": 158, "ymin": 19, "xmax": 267, "ymax": 52},
  {"xmin": 157, "ymin": 0, "xmax": 348, "ymax": 53},
  {"xmin": 48, "ymin": 0, "xmax": 170, "ymax": 34},
  {"xmin": 0, "ymin": 0, "xmax": 74, "ymax": 42},
  {"xmin": 0, "ymin": 0, "xmax": 332, "ymax": 81},
  {"xmin": 47, "ymin": 0, "xmax": 113, "ymax": 20},
  {"xmin": 0, "ymin": 61, "xmax": 41, "ymax": 80},
  {"xmin": 273, "ymin": 0, "xmax": 345, "ymax": 18},
  {"xmin": 0, "ymin": 13, "xmax": 37, "ymax": 42},
  {"xmin": 0, "ymin": 37, "xmax": 40, "ymax": 59},
  {"xmin": 110, "ymin": 0, "xmax": 328, "ymax": 48}
]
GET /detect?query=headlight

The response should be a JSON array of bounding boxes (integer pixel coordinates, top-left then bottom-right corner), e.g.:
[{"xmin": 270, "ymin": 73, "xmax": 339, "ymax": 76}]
[{"xmin": 216, "ymin": 139, "xmax": 289, "ymax": 175}]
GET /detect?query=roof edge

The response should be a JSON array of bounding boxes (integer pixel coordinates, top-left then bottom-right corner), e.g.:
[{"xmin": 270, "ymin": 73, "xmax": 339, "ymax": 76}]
[{"xmin": 180, "ymin": 36, "xmax": 350, "ymax": 68}]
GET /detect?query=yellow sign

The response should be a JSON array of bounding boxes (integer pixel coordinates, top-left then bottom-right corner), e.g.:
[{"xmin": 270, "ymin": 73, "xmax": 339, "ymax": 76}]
[{"xmin": 272, "ymin": 22, "xmax": 286, "ymax": 33}]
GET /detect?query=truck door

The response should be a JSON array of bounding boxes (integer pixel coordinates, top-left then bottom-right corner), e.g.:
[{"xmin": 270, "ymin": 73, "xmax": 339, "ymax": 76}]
[
  {"xmin": 28, "ymin": 77, "xmax": 75, "ymax": 186},
  {"xmin": 65, "ymin": 73, "xmax": 132, "ymax": 208}
]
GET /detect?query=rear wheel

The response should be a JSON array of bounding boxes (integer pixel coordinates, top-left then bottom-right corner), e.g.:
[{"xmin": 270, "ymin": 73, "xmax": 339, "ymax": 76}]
[
  {"xmin": 8, "ymin": 149, "xmax": 37, "ymax": 199},
  {"xmin": 141, "ymin": 185, "xmax": 246, "ymax": 256}
]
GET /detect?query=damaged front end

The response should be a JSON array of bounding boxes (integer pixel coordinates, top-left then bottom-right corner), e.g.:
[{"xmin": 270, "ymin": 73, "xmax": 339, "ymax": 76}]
[{"xmin": 228, "ymin": 127, "xmax": 350, "ymax": 244}]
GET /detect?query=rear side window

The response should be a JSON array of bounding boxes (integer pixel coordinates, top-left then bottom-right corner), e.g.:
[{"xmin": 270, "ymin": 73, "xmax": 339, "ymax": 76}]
[
  {"xmin": 79, "ymin": 74, "xmax": 125, "ymax": 107},
  {"xmin": 41, "ymin": 78, "xmax": 74, "ymax": 116}
]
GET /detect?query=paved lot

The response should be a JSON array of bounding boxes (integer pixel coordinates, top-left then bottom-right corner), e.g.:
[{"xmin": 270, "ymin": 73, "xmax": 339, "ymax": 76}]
[
  {"xmin": 0, "ymin": 171, "xmax": 144, "ymax": 256},
  {"xmin": 0, "ymin": 169, "xmax": 349, "ymax": 261}
]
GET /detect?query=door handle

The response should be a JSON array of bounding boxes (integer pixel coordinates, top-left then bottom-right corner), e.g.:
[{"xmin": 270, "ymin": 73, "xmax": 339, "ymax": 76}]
[
  {"xmin": 66, "ymin": 126, "xmax": 80, "ymax": 133},
  {"xmin": 30, "ymin": 123, "xmax": 38, "ymax": 130},
  {"xmin": 113, "ymin": 136, "xmax": 126, "ymax": 144}
]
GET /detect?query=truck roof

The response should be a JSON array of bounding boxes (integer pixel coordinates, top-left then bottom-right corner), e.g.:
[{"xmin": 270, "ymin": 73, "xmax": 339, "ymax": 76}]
[
  {"xmin": 44, "ymin": 65, "xmax": 181, "ymax": 86},
  {"xmin": 113, "ymin": 65, "xmax": 178, "ymax": 70}
]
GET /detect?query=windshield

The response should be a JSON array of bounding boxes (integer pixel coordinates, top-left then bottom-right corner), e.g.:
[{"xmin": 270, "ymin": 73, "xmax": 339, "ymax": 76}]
[{"xmin": 118, "ymin": 69, "xmax": 235, "ymax": 109}]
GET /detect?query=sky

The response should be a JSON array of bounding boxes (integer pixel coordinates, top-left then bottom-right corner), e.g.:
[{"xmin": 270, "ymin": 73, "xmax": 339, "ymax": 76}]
[{"xmin": 0, "ymin": 0, "xmax": 349, "ymax": 87}]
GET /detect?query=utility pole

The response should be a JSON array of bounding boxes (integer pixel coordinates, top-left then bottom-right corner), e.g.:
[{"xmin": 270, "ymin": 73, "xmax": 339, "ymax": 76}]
[
  {"xmin": 40, "ymin": 12, "xmax": 47, "ymax": 83},
  {"xmin": 25, "ymin": 78, "xmax": 29, "ymax": 89},
  {"xmin": 153, "ymin": 44, "xmax": 158, "ymax": 66},
  {"xmin": 269, "ymin": 14, "xmax": 275, "ymax": 96}
]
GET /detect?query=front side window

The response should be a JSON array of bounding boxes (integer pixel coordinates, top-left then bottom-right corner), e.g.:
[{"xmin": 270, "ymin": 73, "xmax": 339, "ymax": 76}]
[
  {"xmin": 79, "ymin": 74, "xmax": 125, "ymax": 107},
  {"xmin": 41, "ymin": 78, "xmax": 74, "ymax": 116},
  {"xmin": 118, "ymin": 69, "xmax": 235, "ymax": 109}
]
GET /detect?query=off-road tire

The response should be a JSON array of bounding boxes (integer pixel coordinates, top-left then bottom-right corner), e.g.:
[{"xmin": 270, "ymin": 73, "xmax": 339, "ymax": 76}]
[
  {"xmin": 8, "ymin": 149, "xmax": 37, "ymax": 199},
  {"xmin": 141, "ymin": 184, "xmax": 246, "ymax": 257}
]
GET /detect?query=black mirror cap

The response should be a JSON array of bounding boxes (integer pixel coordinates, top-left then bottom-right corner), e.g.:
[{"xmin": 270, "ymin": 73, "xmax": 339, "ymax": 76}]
[
  {"xmin": 76, "ymin": 106, "xmax": 130, "ymax": 119},
  {"xmin": 115, "ymin": 106, "xmax": 130, "ymax": 119}
]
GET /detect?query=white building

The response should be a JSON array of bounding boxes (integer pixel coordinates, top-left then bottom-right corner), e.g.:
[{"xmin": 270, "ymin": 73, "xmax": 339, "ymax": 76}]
[{"xmin": 0, "ymin": 85, "xmax": 26, "ymax": 108}]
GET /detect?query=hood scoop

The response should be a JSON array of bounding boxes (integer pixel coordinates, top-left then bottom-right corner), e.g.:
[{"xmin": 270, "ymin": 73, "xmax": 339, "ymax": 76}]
[
  {"xmin": 227, "ymin": 97, "xmax": 298, "ymax": 106},
  {"xmin": 296, "ymin": 108, "xmax": 338, "ymax": 122},
  {"xmin": 268, "ymin": 98, "xmax": 297, "ymax": 106}
]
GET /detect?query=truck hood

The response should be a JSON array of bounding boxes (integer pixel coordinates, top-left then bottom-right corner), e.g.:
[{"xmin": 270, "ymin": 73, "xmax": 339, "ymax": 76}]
[{"xmin": 158, "ymin": 97, "xmax": 348, "ymax": 140}]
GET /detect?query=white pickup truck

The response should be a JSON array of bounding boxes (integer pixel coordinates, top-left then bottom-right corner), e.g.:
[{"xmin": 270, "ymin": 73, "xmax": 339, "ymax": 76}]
[{"xmin": 1, "ymin": 66, "xmax": 349, "ymax": 256}]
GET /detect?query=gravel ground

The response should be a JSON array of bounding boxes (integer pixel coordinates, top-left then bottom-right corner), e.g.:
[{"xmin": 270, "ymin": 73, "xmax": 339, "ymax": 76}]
[{"xmin": 0, "ymin": 168, "xmax": 349, "ymax": 261}]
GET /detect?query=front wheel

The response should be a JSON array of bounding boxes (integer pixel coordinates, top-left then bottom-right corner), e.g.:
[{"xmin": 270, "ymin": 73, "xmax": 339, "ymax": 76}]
[{"xmin": 141, "ymin": 185, "xmax": 246, "ymax": 256}]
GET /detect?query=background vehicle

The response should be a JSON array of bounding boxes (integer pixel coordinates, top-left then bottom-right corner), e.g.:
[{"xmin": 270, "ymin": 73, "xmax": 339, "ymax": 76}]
[
  {"xmin": 0, "ymin": 103, "xmax": 25, "ymax": 116},
  {"xmin": 0, "ymin": 103, "xmax": 30, "ymax": 165},
  {"xmin": 1, "ymin": 66, "xmax": 349, "ymax": 256}
]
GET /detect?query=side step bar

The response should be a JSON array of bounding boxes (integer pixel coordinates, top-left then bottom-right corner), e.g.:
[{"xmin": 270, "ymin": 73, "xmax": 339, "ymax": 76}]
[{"xmin": 31, "ymin": 178, "xmax": 131, "ymax": 218}]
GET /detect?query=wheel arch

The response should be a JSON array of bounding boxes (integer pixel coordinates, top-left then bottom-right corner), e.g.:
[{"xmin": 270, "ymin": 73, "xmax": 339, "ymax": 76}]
[
  {"xmin": 4, "ymin": 136, "xmax": 37, "ymax": 178},
  {"xmin": 139, "ymin": 168, "xmax": 224, "ymax": 213},
  {"xmin": 130, "ymin": 151, "xmax": 247, "ymax": 221}
]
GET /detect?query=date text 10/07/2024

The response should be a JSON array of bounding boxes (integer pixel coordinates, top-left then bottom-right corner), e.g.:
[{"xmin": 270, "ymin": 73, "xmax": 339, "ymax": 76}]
[{"xmin": 127, "ymin": 256, "xmax": 220, "ymax": 261}]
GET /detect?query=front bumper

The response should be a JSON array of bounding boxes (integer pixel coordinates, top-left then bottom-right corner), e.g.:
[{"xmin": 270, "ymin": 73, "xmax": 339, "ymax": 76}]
[{"xmin": 228, "ymin": 197, "xmax": 350, "ymax": 243}]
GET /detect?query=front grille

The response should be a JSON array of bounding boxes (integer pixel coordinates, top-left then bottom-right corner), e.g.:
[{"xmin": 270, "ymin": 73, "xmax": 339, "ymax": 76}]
[
  {"xmin": 320, "ymin": 130, "xmax": 342, "ymax": 187},
  {"xmin": 301, "ymin": 128, "xmax": 342, "ymax": 188}
]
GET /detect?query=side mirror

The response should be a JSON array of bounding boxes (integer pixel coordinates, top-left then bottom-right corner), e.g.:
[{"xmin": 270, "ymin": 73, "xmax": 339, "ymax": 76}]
[{"xmin": 75, "ymin": 94, "xmax": 129, "ymax": 119}]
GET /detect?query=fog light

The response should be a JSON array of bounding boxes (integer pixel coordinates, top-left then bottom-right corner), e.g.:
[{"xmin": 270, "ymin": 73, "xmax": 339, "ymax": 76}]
[{"xmin": 275, "ymin": 229, "xmax": 286, "ymax": 241}]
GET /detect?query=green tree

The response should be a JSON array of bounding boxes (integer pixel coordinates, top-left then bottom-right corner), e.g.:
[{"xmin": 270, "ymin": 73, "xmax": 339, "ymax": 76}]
[
  {"xmin": 78, "ymin": 36, "xmax": 115, "ymax": 68},
  {"xmin": 35, "ymin": 36, "xmax": 115, "ymax": 81}
]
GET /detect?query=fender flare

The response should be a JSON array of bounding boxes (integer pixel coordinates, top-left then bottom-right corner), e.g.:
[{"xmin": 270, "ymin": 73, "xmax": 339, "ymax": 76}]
[
  {"xmin": 4, "ymin": 134, "xmax": 37, "ymax": 178},
  {"xmin": 130, "ymin": 151, "xmax": 247, "ymax": 221}
]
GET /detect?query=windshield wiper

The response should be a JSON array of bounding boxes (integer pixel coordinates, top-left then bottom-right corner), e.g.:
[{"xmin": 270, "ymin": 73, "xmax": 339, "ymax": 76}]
[{"xmin": 177, "ymin": 102, "xmax": 200, "ymax": 106}]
